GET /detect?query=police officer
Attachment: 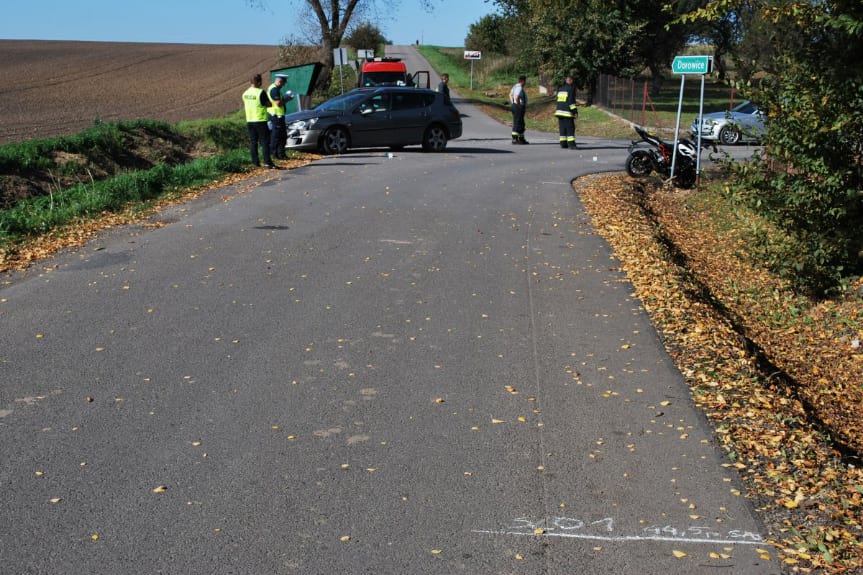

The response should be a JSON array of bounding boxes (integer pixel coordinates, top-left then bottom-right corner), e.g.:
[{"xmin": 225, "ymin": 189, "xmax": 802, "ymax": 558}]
[
  {"xmin": 554, "ymin": 76, "xmax": 578, "ymax": 149},
  {"xmin": 267, "ymin": 74, "xmax": 291, "ymax": 160},
  {"xmin": 510, "ymin": 75, "xmax": 528, "ymax": 144},
  {"xmin": 243, "ymin": 74, "xmax": 274, "ymax": 168}
]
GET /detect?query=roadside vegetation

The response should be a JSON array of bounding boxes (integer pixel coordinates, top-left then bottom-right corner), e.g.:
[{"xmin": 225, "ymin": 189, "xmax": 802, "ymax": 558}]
[
  {"xmin": 0, "ymin": 116, "xmax": 311, "ymax": 271},
  {"xmin": 2, "ymin": 14, "xmax": 862, "ymax": 569}
]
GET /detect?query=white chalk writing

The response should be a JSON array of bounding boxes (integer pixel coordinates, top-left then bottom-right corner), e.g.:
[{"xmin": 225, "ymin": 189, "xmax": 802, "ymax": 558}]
[{"xmin": 474, "ymin": 516, "xmax": 764, "ymax": 546}]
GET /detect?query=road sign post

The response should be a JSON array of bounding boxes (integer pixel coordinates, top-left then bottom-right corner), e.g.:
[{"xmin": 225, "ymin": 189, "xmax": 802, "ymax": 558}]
[
  {"xmin": 333, "ymin": 47, "xmax": 349, "ymax": 94},
  {"xmin": 464, "ymin": 50, "xmax": 481, "ymax": 90},
  {"xmin": 670, "ymin": 55, "xmax": 714, "ymax": 183}
]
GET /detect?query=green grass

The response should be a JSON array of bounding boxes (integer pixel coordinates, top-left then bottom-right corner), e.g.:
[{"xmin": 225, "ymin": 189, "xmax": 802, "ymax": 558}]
[
  {"xmin": 0, "ymin": 115, "xmax": 272, "ymax": 251},
  {"xmin": 0, "ymin": 149, "xmax": 250, "ymax": 241}
]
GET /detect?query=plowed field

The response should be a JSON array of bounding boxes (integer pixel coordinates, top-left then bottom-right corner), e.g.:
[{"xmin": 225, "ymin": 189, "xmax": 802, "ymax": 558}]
[{"xmin": 0, "ymin": 40, "xmax": 282, "ymax": 145}]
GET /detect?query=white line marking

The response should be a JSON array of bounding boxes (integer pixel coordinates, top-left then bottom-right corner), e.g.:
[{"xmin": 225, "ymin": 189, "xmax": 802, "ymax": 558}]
[{"xmin": 472, "ymin": 529, "xmax": 765, "ymax": 546}]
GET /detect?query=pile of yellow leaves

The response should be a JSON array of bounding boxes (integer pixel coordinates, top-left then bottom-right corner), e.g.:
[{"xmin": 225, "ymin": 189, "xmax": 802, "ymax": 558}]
[{"xmin": 577, "ymin": 173, "xmax": 863, "ymax": 573}]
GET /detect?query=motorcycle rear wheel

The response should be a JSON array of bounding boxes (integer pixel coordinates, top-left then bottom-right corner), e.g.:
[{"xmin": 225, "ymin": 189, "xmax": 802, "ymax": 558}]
[{"xmin": 625, "ymin": 150, "xmax": 653, "ymax": 178}]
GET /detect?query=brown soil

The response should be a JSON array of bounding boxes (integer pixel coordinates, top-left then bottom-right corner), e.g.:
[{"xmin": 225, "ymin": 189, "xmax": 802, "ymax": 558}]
[{"xmin": 0, "ymin": 40, "xmax": 282, "ymax": 144}]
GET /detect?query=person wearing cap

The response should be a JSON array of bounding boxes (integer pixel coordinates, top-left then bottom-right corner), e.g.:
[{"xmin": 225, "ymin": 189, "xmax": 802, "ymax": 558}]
[
  {"xmin": 242, "ymin": 74, "xmax": 274, "ymax": 168},
  {"xmin": 267, "ymin": 74, "xmax": 292, "ymax": 160}
]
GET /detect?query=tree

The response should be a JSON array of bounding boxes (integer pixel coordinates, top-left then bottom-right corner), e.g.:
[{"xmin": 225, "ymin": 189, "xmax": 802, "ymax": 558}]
[
  {"xmin": 465, "ymin": 13, "xmax": 509, "ymax": 54},
  {"xmin": 345, "ymin": 21, "xmax": 388, "ymax": 51},
  {"xmin": 520, "ymin": 0, "xmax": 642, "ymax": 101},
  {"xmin": 248, "ymin": 0, "xmax": 433, "ymax": 91},
  {"xmin": 493, "ymin": 0, "xmax": 694, "ymax": 97},
  {"xmin": 682, "ymin": 0, "xmax": 863, "ymax": 294}
]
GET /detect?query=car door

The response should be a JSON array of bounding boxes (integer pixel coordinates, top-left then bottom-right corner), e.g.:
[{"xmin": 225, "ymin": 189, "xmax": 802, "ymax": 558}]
[
  {"xmin": 349, "ymin": 92, "xmax": 392, "ymax": 148},
  {"xmin": 734, "ymin": 102, "xmax": 765, "ymax": 139},
  {"xmin": 388, "ymin": 92, "xmax": 431, "ymax": 145}
]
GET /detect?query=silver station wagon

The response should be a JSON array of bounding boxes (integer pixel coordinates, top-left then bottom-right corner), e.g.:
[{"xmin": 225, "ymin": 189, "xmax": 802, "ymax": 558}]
[
  {"xmin": 285, "ymin": 86, "xmax": 462, "ymax": 154},
  {"xmin": 690, "ymin": 100, "xmax": 766, "ymax": 145}
]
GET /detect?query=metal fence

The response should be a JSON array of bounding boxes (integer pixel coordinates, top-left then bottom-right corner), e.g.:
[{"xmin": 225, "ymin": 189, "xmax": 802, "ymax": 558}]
[{"xmin": 592, "ymin": 74, "xmax": 666, "ymax": 130}]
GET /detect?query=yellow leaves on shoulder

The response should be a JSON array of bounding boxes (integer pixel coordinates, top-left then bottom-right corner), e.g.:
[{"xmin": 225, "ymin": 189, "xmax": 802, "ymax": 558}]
[{"xmin": 672, "ymin": 550, "xmax": 687, "ymax": 558}]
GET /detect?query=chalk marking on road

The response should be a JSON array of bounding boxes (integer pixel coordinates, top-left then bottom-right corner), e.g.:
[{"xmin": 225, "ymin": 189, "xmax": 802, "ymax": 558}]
[
  {"xmin": 379, "ymin": 239, "xmax": 413, "ymax": 245},
  {"xmin": 472, "ymin": 528, "xmax": 765, "ymax": 546},
  {"xmin": 473, "ymin": 516, "xmax": 765, "ymax": 546}
]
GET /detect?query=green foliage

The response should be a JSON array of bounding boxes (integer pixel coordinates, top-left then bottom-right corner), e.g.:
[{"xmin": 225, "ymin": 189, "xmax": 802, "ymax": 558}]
[
  {"xmin": 326, "ymin": 65, "xmax": 359, "ymax": 99},
  {"xmin": 417, "ymin": 46, "xmax": 520, "ymax": 90},
  {"xmin": 345, "ymin": 22, "xmax": 388, "ymax": 51},
  {"xmin": 465, "ymin": 14, "xmax": 509, "ymax": 54},
  {"xmin": 0, "ymin": 121, "xmax": 166, "ymax": 175},
  {"xmin": 0, "ymin": 149, "xmax": 249, "ymax": 241},
  {"xmin": 705, "ymin": 1, "xmax": 863, "ymax": 295},
  {"xmin": 176, "ymin": 115, "xmax": 247, "ymax": 151}
]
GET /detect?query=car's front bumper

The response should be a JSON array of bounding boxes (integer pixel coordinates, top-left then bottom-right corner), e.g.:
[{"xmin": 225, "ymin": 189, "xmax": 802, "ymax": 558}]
[
  {"xmin": 690, "ymin": 121, "xmax": 721, "ymax": 141},
  {"xmin": 286, "ymin": 127, "xmax": 322, "ymax": 151}
]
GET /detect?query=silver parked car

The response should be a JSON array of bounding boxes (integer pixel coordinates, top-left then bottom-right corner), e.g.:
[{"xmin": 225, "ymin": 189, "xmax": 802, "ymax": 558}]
[
  {"xmin": 285, "ymin": 86, "xmax": 462, "ymax": 154},
  {"xmin": 690, "ymin": 100, "xmax": 766, "ymax": 145}
]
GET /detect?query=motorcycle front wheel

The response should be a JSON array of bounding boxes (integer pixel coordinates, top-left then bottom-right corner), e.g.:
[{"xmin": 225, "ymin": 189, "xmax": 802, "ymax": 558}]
[
  {"xmin": 625, "ymin": 150, "xmax": 653, "ymax": 178},
  {"xmin": 674, "ymin": 168, "xmax": 697, "ymax": 189}
]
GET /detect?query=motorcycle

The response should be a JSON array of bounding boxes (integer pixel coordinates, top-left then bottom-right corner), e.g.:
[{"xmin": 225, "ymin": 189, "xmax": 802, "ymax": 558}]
[{"xmin": 625, "ymin": 125, "xmax": 698, "ymax": 189}]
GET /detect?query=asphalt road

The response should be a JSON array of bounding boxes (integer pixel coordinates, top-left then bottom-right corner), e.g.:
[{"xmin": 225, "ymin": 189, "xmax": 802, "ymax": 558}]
[{"xmin": 0, "ymin": 48, "xmax": 779, "ymax": 574}]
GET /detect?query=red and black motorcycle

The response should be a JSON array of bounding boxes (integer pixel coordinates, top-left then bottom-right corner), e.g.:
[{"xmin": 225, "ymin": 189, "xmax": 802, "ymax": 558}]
[{"xmin": 625, "ymin": 125, "xmax": 698, "ymax": 189}]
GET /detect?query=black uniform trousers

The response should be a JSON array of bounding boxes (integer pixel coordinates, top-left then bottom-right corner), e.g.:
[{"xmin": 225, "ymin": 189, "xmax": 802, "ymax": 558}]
[
  {"xmin": 247, "ymin": 121, "xmax": 272, "ymax": 166},
  {"xmin": 511, "ymin": 103, "xmax": 526, "ymax": 139},
  {"xmin": 269, "ymin": 114, "xmax": 287, "ymax": 159}
]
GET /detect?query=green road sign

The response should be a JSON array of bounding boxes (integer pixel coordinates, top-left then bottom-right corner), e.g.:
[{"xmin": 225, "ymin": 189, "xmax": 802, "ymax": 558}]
[{"xmin": 672, "ymin": 55, "xmax": 713, "ymax": 75}]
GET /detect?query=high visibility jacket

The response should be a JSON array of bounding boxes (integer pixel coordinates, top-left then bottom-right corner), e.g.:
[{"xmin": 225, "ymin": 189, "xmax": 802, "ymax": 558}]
[
  {"xmin": 554, "ymin": 83, "xmax": 578, "ymax": 118},
  {"xmin": 267, "ymin": 83, "xmax": 285, "ymax": 117},
  {"xmin": 243, "ymin": 86, "xmax": 268, "ymax": 122}
]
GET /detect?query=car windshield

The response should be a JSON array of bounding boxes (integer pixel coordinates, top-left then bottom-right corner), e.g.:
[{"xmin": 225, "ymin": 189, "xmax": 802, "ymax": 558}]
[
  {"xmin": 733, "ymin": 101, "xmax": 758, "ymax": 114},
  {"xmin": 361, "ymin": 72, "xmax": 409, "ymax": 87},
  {"xmin": 315, "ymin": 92, "xmax": 371, "ymax": 113}
]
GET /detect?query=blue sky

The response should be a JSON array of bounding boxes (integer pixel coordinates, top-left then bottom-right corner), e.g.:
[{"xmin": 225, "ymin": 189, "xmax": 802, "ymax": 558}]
[{"xmin": 0, "ymin": 0, "xmax": 495, "ymax": 48}]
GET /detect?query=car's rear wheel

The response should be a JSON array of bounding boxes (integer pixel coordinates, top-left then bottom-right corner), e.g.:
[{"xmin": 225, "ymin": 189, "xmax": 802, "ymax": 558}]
[
  {"xmin": 422, "ymin": 124, "xmax": 448, "ymax": 152},
  {"xmin": 322, "ymin": 127, "xmax": 349, "ymax": 155},
  {"xmin": 718, "ymin": 125, "xmax": 740, "ymax": 145}
]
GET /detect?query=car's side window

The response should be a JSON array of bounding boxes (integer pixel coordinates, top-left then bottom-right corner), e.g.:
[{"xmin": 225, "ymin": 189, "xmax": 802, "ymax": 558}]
[
  {"xmin": 356, "ymin": 93, "xmax": 390, "ymax": 114},
  {"xmin": 392, "ymin": 93, "xmax": 428, "ymax": 111}
]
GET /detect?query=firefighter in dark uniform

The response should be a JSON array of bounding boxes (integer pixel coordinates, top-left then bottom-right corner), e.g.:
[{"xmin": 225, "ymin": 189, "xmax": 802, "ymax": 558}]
[
  {"xmin": 510, "ymin": 75, "xmax": 528, "ymax": 144},
  {"xmin": 554, "ymin": 76, "xmax": 578, "ymax": 149},
  {"xmin": 267, "ymin": 74, "xmax": 291, "ymax": 160}
]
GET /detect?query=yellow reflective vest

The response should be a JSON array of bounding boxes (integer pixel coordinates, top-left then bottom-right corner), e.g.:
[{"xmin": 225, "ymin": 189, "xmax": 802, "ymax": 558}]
[
  {"xmin": 243, "ymin": 86, "xmax": 268, "ymax": 122},
  {"xmin": 266, "ymin": 83, "xmax": 285, "ymax": 117}
]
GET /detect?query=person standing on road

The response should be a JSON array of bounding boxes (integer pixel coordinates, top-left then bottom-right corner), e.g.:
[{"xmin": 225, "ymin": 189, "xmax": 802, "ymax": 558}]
[
  {"xmin": 554, "ymin": 75, "xmax": 578, "ymax": 149},
  {"xmin": 243, "ymin": 74, "xmax": 274, "ymax": 169},
  {"xmin": 267, "ymin": 74, "xmax": 292, "ymax": 160},
  {"xmin": 510, "ymin": 75, "xmax": 528, "ymax": 144},
  {"xmin": 437, "ymin": 73, "xmax": 451, "ymax": 106}
]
